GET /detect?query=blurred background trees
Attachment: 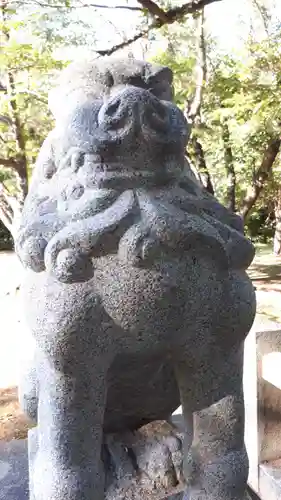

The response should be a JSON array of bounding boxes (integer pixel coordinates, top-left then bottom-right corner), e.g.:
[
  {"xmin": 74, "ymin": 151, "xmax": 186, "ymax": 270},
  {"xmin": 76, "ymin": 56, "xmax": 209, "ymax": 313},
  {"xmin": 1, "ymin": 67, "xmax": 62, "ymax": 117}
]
[{"xmin": 1, "ymin": 0, "xmax": 281, "ymax": 252}]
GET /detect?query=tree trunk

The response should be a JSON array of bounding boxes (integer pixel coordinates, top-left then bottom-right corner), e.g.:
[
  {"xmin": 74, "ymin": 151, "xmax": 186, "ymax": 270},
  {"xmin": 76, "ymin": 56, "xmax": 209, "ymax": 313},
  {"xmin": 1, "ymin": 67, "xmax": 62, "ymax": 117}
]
[
  {"xmin": 191, "ymin": 136, "xmax": 215, "ymax": 194},
  {"xmin": 221, "ymin": 119, "xmax": 236, "ymax": 212},
  {"xmin": 184, "ymin": 8, "xmax": 215, "ymax": 196},
  {"xmin": 273, "ymin": 189, "xmax": 281, "ymax": 255},
  {"xmin": 251, "ymin": 0, "xmax": 271, "ymax": 37},
  {"xmin": 0, "ymin": 183, "xmax": 22, "ymax": 238},
  {"xmin": 240, "ymin": 138, "xmax": 281, "ymax": 221},
  {"xmin": 185, "ymin": 8, "xmax": 206, "ymax": 122},
  {"xmin": 6, "ymin": 72, "xmax": 29, "ymax": 207}
]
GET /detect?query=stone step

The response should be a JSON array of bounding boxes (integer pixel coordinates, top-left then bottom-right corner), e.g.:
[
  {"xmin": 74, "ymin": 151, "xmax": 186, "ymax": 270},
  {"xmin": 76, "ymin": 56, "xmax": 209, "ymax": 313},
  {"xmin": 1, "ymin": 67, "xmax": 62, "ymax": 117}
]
[{"xmin": 0, "ymin": 439, "xmax": 28, "ymax": 500}]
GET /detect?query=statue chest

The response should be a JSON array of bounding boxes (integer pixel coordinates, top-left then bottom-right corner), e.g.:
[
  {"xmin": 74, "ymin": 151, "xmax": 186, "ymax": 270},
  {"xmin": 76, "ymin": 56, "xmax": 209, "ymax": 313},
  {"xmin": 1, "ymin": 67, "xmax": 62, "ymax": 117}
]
[{"xmin": 93, "ymin": 255, "xmax": 225, "ymax": 344}]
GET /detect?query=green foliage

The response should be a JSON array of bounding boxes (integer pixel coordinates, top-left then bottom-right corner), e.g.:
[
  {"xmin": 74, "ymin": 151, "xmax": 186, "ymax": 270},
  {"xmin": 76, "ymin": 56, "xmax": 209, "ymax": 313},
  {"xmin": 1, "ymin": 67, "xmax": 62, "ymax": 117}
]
[
  {"xmin": 203, "ymin": 34, "xmax": 281, "ymax": 211},
  {"xmin": 0, "ymin": 4, "xmax": 68, "ymax": 244},
  {"xmin": 153, "ymin": 24, "xmax": 281, "ymax": 229},
  {"xmin": 153, "ymin": 50, "xmax": 196, "ymax": 107},
  {"xmin": 245, "ymin": 208, "xmax": 275, "ymax": 242},
  {"xmin": 0, "ymin": 26, "xmax": 63, "ymax": 152},
  {"xmin": 1, "ymin": 0, "xmax": 281, "ymax": 246},
  {"xmin": 151, "ymin": 18, "xmax": 204, "ymax": 107}
]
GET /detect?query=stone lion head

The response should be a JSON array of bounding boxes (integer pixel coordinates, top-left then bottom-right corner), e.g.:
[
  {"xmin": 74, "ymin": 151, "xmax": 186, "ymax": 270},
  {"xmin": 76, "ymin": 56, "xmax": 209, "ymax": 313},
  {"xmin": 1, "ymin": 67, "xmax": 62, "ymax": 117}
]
[
  {"xmin": 16, "ymin": 58, "xmax": 254, "ymax": 284},
  {"xmin": 48, "ymin": 58, "xmax": 189, "ymax": 190}
]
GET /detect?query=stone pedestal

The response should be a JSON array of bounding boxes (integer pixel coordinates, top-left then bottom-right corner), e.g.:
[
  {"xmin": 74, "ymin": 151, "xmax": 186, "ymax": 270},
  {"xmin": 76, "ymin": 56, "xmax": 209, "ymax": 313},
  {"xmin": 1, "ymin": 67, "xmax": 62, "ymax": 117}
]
[
  {"xmin": 28, "ymin": 422, "xmax": 186, "ymax": 500},
  {"xmin": 244, "ymin": 321, "xmax": 281, "ymax": 499}
]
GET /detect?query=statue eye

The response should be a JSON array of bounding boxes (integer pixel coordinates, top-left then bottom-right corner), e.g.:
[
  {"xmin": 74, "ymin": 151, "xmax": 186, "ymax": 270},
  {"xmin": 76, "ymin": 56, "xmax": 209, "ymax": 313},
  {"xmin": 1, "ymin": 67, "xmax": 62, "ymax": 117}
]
[{"xmin": 105, "ymin": 99, "xmax": 120, "ymax": 118}]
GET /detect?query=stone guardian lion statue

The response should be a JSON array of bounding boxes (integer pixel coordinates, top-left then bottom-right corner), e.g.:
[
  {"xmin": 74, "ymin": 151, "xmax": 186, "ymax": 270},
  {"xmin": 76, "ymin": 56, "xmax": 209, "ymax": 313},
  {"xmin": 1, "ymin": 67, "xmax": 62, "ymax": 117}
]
[{"xmin": 15, "ymin": 58, "xmax": 256, "ymax": 500}]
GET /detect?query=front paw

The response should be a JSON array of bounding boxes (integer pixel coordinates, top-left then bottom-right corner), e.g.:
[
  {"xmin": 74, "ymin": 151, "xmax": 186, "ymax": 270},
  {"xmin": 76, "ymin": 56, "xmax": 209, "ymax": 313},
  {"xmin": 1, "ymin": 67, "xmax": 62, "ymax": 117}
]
[
  {"xmin": 45, "ymin": 237, "xmax": 94, "ymax": 283},
  {"xmin": 17, "ymin": 235, "xmax": 47, "ymax": 272}
]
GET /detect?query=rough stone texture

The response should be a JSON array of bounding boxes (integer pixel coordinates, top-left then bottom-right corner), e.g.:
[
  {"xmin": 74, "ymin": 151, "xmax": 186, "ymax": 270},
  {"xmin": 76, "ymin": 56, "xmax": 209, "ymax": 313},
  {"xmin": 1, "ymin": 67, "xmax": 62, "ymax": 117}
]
[
  {"xmin": 0, "ymin": 439, "xmax": 28, "ymax": 500},
  {"xmin": 15, "ymin": 58, "xmax": 256, "ymax": 500},
  {"xmin": 0, "ymin": 432, "xmax": 255, "ymax": 500},
  {"xmin": 28, "ymin": 421, "xmax": 185, "ymax": 500}
]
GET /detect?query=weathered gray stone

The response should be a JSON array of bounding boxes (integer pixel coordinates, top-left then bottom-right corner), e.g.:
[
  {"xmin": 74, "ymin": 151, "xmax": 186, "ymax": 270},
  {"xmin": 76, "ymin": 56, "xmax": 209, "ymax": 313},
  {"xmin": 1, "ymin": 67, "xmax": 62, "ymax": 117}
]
[
  {"xmin": 15, "ymin": 57, "xmax": 256, "ymax": 500},
  {"xmin": 28, "ymin": 420, "xmax": 185, "ymax": 500},
  {"xmin": 0, "ymin": 439, "xmax": 29, "ymax": 500}
]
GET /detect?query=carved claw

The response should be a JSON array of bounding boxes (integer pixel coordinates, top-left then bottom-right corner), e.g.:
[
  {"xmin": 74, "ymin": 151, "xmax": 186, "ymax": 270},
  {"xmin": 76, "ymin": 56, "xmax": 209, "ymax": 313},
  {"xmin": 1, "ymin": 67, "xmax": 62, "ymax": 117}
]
[
  {"xmin": 45, "ymin": 234, "xmax": 94, "ymax": 283},
  {"xmin": 15, "ymin": 213, "xmax": 65, "ymax": 273},
  {"xmin": 59, "ymin": 146, "xmax": 85, "ymax": 173},
  {"xmin": 16, "ymin": 234, "xmax": 47, "ymax": 272}
]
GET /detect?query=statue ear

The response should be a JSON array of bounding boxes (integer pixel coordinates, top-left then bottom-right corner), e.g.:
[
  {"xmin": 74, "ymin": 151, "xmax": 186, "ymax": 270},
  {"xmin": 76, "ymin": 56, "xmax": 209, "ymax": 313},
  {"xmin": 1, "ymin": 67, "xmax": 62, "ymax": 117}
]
[
  {"xmin": 145, "ymin": 64, "xmax": 174, "ymax": 101},
  {"xmin": 145, "ymin": 64, "xmax": 173, "ymax": 86}
]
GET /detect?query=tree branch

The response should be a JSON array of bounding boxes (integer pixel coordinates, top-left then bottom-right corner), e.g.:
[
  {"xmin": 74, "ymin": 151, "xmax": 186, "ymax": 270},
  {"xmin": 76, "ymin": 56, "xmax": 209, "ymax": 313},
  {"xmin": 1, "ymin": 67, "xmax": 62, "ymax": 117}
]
[
  {"xmin": 96, "ymin": 0, "xmax": 222, "ymax": 56},
  {"xmin": 0, "ymin": 157, "xmax": 21, "ymax": 169},
  {"xmin": 222, "ymin": 119, "xmax": 236, "ymax": 212},
  {"xmin": 0, "ymin": 87, "xmax": 47, "ymax": 111},
  {"xmin": 77, "ymin": 1, "xmax": 142, "ymax": 9},
  {"xmin": 137, "ymin": 0, "xmax": 170, "ymax": 22},
  {"xmin": 0, "ymin": 204, "xmax": 13, "ymax": 235},
  {"xmin": 15, "ymin": 0, "xmax": 142, "ymax": 10},
  {"xmin": 16, "ymin": 89, "xmax": 48, "ymax": 104},
  {"xmin": 0, "ymin": 182, "xmax": 19, "ymax": 212},
  {"xmin": 186, "ymin": 8, "xmax": 206, "ymax": 121},
  {"xmin": 96, "ymin": 29, "xmax": 149, "ymax": 56},
  {"xmin": 251, "ymin": 0, "xmax": 270, "ymax": 37},
  {"xmin": 0, "ymin": 114, "xmax": 13, "ymax": 126},
  {"xmin": 0, "ymin": 181, "xmax": 21, "ymax": 237},
  {"xmin": 240, "ymin": 138, "xmax": 281, "ymax": 220}
]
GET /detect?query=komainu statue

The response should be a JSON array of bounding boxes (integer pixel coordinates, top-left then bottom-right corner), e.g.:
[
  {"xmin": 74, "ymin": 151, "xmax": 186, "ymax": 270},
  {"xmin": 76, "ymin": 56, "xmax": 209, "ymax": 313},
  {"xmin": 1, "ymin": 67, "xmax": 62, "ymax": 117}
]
[{"xmin": 15, "ymin": 58, "xmax": 256, "ymax": 500}]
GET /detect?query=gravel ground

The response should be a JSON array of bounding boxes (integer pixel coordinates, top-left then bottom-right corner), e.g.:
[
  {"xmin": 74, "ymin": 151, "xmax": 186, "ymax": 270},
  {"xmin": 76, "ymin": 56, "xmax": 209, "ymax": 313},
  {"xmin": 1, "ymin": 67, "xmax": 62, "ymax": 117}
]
[{"xmin": 0, "ymin": 252, "xmax": 34, "ymax": 389}]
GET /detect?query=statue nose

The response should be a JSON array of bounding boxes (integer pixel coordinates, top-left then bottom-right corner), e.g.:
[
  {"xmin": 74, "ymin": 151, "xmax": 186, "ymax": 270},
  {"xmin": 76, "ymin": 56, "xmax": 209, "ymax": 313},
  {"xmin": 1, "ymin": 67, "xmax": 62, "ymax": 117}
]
[{"xmin": 98, "ymin": 86, "xmax": 170, "ymax": 137}]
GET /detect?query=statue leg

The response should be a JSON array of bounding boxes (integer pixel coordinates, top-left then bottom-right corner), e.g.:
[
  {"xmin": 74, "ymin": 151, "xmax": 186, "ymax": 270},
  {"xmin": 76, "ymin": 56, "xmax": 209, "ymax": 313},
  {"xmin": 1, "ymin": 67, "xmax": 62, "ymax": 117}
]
[
  {"xmin": 174, "ymin": 359, "xmax": 195, "ymax": 487},
  {"xmin": 31, "ymin": 348, "xmax": 110, "ymax": 500},
  {"xmin": 175, "ymin": 344, "xmax": 248, "ymax": 500},
  {"xmin": 18, "ymin": 348, "xmax": 38, "ymax": 423}
]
